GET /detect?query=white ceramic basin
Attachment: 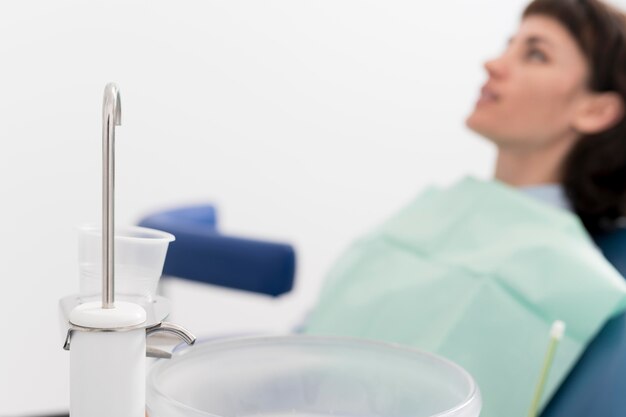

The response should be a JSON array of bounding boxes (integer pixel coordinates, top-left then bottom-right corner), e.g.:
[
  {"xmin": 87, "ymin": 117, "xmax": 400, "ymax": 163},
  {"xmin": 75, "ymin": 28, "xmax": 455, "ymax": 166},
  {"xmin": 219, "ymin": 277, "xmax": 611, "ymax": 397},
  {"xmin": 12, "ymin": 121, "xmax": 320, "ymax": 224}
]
[{"xmin": 147, "ymin": 336, "xmax": 481, "ymax": 417}]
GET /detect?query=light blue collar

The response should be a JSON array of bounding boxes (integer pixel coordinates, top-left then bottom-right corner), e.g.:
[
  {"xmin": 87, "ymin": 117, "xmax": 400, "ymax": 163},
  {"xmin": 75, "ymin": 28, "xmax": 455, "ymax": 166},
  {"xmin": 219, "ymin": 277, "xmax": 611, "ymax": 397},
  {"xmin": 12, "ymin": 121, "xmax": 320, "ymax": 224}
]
[{"xmin": 520, "ymin": 184, "xmax": 572, "ymax": 212}]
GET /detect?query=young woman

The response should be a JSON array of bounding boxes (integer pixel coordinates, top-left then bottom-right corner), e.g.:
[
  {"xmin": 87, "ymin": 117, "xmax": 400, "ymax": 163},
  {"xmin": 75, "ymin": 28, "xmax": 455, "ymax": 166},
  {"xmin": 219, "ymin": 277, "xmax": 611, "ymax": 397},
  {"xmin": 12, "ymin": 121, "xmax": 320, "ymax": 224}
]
[
  {"xmin": 467, "ymin": 0, "xmax": 626, "ymax": 233},
  {"xmin": 305, "ymin": 1, "xmax": 626, "ymax": 416}
]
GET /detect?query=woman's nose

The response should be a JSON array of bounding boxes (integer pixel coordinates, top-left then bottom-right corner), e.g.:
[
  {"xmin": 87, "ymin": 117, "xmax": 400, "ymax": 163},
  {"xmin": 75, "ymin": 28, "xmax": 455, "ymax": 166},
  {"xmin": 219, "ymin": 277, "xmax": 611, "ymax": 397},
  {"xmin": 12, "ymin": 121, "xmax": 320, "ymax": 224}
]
[{"xmin": 484, "ymin": 55, "xmax": 508, "ymax": 79}]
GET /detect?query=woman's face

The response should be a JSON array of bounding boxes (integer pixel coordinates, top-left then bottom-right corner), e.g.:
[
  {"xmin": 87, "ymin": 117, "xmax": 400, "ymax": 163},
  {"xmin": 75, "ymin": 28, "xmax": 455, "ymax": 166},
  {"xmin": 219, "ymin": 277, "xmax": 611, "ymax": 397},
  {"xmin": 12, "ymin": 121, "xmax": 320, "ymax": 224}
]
[{"xmin": 466, "ymin": 15, "xmax": 591, "ymax": 150}]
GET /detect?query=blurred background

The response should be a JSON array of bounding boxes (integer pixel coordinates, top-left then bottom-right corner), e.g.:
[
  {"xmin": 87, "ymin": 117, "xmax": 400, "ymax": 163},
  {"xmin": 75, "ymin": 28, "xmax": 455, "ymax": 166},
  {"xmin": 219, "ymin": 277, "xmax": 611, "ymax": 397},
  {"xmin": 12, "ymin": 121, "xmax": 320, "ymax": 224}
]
[{"xmin": 4, "ymin": 0, "xmax": 612, "ymax": 415}]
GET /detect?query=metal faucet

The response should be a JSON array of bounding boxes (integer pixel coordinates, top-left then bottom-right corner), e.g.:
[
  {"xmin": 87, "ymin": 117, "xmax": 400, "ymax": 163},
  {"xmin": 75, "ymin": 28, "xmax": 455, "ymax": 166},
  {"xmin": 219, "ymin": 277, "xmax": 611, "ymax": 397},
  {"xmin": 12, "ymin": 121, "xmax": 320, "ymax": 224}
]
[{"xmin": 102, "ymin": 83, "xmax": 121, "ymax": 309}]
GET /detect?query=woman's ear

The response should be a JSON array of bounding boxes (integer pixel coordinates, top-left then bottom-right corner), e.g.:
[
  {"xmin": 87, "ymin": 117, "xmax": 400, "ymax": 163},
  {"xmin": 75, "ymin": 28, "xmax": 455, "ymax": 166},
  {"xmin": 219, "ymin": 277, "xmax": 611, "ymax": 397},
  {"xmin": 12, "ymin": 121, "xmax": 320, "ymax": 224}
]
[{"xmin": 573, "ymin": 92, "xmax": 625, "ymax": 134}]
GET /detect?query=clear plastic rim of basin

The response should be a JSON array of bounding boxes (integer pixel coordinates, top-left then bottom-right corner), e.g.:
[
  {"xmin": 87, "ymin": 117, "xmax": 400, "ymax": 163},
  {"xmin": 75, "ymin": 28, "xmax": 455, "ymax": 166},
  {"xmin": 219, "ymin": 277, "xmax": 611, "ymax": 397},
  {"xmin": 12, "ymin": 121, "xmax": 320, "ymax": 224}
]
[{"xmin": 147, "ymin": 335, "xmax": 481, "ymax": 417}]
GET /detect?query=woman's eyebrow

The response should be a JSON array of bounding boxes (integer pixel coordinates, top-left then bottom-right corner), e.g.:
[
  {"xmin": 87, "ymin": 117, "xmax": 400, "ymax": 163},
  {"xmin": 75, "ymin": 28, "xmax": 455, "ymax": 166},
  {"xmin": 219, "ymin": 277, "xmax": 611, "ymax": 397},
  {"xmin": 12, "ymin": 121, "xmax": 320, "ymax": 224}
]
[
  {"xmin": 526, "ymin": 35, "xmax": 554, "ymax": 48},
  {"xmin": 507, "ymin": 35, "xmax": 554, "ymax": 48}
]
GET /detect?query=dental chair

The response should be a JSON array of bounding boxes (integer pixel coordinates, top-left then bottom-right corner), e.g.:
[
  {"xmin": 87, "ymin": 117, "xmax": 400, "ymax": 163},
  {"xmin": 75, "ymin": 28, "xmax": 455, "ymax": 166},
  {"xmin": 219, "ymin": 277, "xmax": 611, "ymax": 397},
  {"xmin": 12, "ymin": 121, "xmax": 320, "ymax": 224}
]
[
  {"xmin": 138, "ymin": 205, "xmax": 295, "ymax": 297},
  {"xmin": 542, "ymin": 228, "xmax": 626, "ymax": 417}
]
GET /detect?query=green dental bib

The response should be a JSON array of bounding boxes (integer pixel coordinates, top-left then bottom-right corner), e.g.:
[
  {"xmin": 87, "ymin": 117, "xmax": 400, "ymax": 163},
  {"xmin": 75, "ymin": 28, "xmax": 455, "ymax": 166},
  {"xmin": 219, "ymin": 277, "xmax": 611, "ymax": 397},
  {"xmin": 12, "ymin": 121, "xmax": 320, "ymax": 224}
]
[{"xmin": 305, "ymin": 177, "xmax": 626, "ymax": 417}]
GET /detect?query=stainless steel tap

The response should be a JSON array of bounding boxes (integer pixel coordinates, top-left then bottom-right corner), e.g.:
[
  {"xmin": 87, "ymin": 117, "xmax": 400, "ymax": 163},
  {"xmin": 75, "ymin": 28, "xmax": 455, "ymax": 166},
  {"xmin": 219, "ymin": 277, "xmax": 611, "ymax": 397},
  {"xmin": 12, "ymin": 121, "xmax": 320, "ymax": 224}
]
[{"xmin": 102, "ymin": 83, "xmax": 121, "ymax": 309}]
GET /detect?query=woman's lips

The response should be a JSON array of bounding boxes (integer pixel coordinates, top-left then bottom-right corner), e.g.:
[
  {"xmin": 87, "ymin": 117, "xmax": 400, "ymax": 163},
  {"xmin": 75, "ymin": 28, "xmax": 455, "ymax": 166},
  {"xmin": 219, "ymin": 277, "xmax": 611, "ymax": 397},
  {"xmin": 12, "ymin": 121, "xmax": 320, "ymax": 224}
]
[{"xmin": 477, "ymin": 85, "xmax": 500, "ymax": 105}]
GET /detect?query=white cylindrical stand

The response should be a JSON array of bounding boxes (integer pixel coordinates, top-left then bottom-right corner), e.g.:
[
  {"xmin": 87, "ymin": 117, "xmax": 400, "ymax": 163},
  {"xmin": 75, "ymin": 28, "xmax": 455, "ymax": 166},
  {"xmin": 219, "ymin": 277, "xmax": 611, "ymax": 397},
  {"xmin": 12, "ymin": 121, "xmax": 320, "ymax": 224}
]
[
  {"xmin": 69, "ymin": 301, "xmax": 147, "ymax": 417},
  {"xmin": 70, "ymin": 330, "xmax": 146, "ymax": 417}
]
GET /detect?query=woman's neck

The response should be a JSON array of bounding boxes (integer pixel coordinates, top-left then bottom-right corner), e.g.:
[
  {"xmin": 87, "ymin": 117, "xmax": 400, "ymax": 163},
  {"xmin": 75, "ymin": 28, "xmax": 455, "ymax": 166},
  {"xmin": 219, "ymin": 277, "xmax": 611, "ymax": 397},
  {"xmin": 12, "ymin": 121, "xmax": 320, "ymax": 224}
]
[
  {"xmin": 494, "ymin": 151, "xmax": 559, "ymax": 186},
  {"xmin": 494, "ymin": 139, "xmax": 574, "ymax": 187}
]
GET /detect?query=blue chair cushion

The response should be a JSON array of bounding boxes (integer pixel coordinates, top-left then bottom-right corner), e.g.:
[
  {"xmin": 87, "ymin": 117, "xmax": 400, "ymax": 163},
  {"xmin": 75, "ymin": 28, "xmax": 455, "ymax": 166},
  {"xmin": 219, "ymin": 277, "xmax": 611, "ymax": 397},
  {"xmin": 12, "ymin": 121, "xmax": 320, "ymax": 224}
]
[{"xmin": 139, "ymin": 205, "xmax": 295, "ymax": 297}]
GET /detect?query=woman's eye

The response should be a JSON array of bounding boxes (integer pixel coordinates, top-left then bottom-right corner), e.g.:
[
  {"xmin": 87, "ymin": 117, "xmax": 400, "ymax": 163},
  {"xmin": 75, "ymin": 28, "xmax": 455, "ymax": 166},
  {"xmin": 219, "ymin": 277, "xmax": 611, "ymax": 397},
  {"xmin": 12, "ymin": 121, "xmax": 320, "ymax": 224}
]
[{"xmin": 526, "ymin": 49, "xmax": 548, "ymax": 62}]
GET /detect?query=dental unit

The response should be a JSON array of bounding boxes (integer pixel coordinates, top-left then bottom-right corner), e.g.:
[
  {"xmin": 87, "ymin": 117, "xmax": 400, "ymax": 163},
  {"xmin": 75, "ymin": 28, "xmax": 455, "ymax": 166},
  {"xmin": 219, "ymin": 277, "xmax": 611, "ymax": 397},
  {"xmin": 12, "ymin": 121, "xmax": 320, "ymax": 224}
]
[{"xmin": 59, "ymin": 83, "xmax": 195, "ymax": 417}]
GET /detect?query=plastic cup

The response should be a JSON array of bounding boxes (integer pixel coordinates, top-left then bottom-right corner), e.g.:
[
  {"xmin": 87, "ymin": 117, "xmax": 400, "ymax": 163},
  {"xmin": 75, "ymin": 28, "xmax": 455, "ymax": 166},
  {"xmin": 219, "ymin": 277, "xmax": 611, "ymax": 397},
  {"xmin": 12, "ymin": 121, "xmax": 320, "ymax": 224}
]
[
  {"xmin": 146, "ymin": 335, "xmax": 481, "ymax": 417},
  {"xmin": 78, "ymin": 225, "xmax": 175, "ymax": 301}
]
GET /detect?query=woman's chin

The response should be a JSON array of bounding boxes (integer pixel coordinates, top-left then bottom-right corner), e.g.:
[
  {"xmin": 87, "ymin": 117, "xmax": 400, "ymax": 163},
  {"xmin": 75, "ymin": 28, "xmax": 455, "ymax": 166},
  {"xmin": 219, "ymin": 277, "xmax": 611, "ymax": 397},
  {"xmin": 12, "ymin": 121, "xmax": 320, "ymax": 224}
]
[
  {"xmin": 465, "ymin": 111, "xmax": 484, "ymax": 133},
  {"xmin": 465, "ymin": 113, "xmax": 501, "ymax": 144}
]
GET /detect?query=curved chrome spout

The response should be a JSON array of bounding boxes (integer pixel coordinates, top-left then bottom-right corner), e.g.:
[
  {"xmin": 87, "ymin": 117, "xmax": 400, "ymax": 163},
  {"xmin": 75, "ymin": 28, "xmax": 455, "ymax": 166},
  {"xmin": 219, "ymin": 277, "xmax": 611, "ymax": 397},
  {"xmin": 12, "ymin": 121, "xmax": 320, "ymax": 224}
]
[
  {"xmin": 146, "ymin": 322, "xmax": 197, "ymax": 346},
  {"xmin": 146, "ymin": 322, "xmax": 197, "ymax": 358},
  {"xmin": 102, "ymin": 83, "xmax": 122, "ymax": 309}
]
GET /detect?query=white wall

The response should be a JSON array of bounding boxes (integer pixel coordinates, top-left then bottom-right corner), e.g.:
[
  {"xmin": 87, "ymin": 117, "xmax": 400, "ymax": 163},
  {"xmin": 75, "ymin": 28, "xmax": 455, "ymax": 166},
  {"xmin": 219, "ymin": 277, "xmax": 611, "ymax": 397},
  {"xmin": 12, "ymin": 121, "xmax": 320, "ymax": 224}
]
[{"xmin": 5, "ymin": 0, "xmax": 623, "ymax": 415}]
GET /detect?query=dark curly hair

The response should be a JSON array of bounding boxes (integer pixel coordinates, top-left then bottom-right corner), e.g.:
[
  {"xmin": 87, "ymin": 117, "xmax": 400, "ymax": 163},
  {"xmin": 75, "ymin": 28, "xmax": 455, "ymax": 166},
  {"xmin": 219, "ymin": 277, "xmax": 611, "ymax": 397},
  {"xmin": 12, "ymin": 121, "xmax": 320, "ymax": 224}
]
[{"xmin": 523, "ymin": 0, "xmax": 626, "ymax": 233}]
